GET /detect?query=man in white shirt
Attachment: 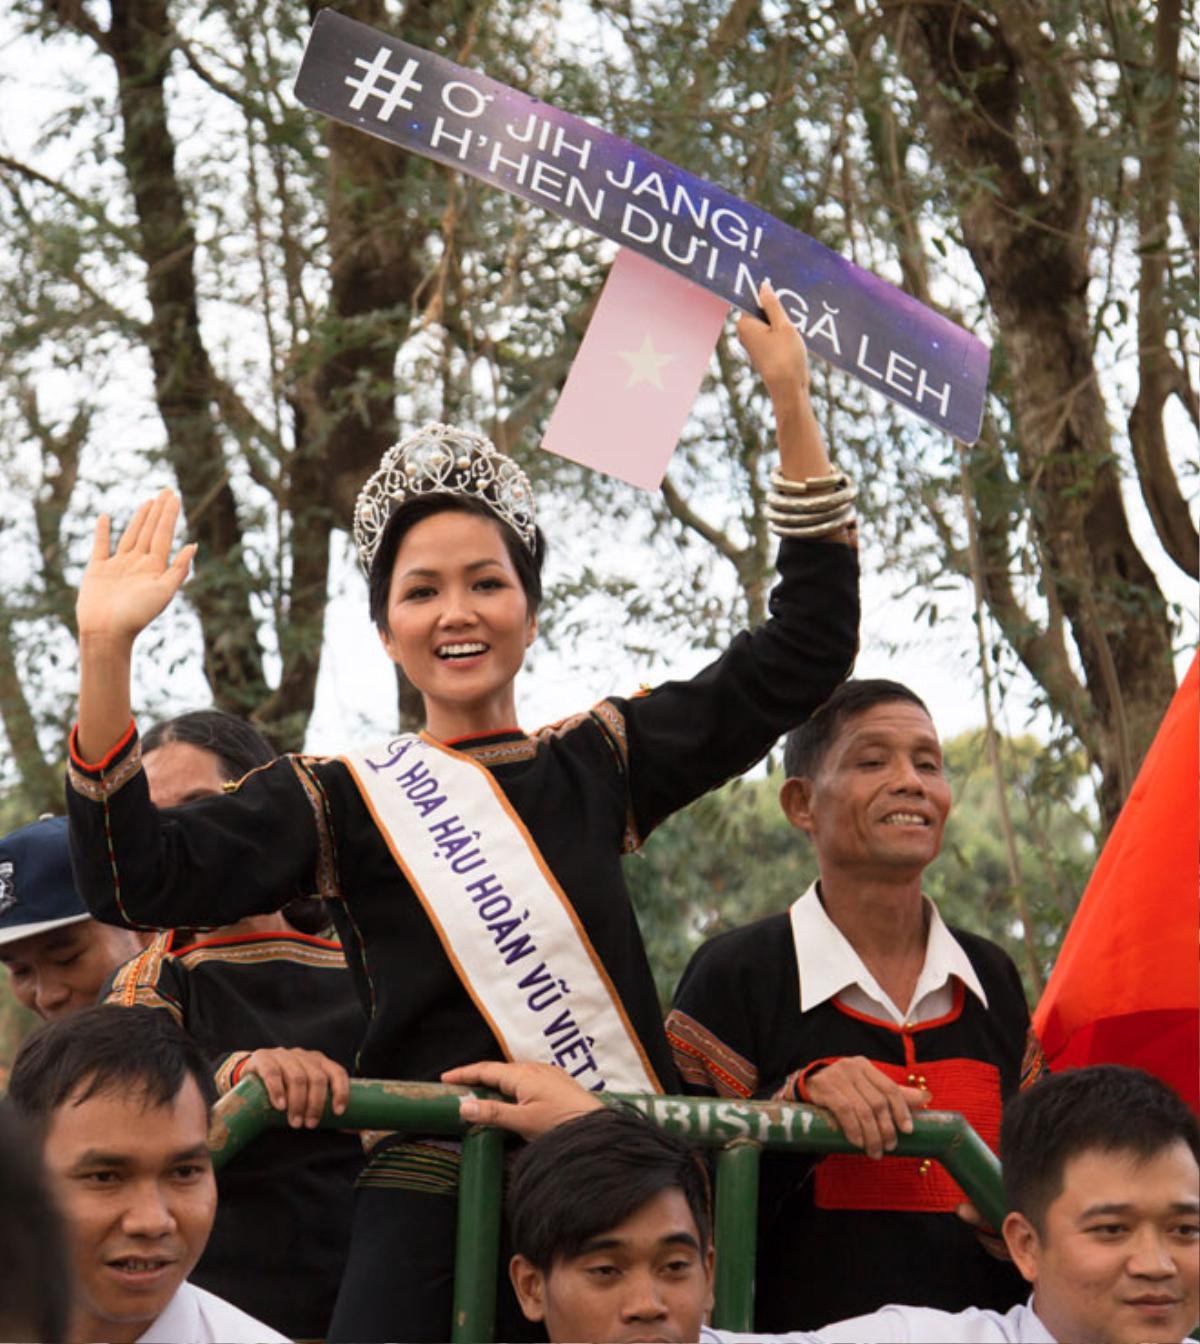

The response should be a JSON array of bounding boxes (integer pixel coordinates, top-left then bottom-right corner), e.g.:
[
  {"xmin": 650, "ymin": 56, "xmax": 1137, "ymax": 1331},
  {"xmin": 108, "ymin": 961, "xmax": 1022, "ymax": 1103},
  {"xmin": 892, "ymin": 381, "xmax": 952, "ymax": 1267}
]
[
  {"xmin": 447, "ymin": 1058, "xmax": 1199, "ymax": 1344},
  {"xmin": 664, "ymin": 678, "xmax": 1034, "ymax": 1325},
  {"xmin": 7, "ymin": 1004, "xmax": 287, "ymax": 1344}
]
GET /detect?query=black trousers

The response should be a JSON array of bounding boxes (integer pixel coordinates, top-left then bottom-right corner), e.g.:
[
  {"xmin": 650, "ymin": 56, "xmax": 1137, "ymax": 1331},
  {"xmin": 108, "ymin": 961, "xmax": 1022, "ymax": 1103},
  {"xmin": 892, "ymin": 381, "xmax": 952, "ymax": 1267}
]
[{"xmin": 327, "ymin": 1184, "xmax": 544, "ymax": 1342}]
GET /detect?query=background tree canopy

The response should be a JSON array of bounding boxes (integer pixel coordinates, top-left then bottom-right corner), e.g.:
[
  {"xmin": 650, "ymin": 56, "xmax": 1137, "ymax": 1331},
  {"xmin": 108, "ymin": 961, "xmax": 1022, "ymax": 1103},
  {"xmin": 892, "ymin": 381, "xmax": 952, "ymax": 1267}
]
[{"xmin": 0, "ymin": 0, "xmax": 1194, "ymax": 1042}]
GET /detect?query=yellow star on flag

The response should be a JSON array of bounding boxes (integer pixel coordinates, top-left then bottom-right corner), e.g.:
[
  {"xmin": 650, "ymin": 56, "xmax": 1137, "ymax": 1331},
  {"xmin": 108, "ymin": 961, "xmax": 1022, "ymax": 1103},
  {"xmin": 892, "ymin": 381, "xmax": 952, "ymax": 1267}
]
[{"xmin": 619, "ymin": 334, "xmax": 675, "ymax": 390}]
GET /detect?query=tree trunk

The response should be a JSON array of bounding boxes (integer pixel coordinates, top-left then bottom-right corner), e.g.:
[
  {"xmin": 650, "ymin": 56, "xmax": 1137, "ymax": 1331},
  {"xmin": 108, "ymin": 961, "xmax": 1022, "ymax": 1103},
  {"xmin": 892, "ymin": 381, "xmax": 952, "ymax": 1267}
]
[
  {"xmin": 106, "ymin": 0, "xmax": 269, "ymax": 716},
  {"xmin": 881, "ymin": 0, "xmax": 1177, "ymax": 827}
]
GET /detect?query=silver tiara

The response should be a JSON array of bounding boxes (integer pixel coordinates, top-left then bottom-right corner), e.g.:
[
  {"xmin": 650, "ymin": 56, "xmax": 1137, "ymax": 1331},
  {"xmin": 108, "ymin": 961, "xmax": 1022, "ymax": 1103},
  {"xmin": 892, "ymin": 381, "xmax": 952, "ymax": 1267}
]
[{"xmin": 353, "ymin": 423, "xmax": 538, "ymax": 577}]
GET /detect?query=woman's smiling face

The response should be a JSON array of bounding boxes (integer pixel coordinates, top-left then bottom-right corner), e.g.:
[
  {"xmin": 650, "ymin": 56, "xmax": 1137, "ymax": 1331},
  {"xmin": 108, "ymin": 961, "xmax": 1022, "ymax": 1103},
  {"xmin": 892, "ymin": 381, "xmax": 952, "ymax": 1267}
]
[{"xmin": 378, "ymin": 509, "xmax": 537, "ymax": 740}]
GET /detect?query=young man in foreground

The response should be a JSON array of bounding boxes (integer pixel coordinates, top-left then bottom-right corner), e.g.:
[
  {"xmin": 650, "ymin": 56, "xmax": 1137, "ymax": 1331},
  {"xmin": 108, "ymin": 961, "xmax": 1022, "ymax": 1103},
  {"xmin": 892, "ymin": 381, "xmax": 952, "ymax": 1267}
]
[
  {"xmin": 448, "ymin": 1060, "xmax": 1199, "ymax": 1344},
  {"xmin": 7, "ymin": 1005, "xmax": 286, "ymax": 1344}
]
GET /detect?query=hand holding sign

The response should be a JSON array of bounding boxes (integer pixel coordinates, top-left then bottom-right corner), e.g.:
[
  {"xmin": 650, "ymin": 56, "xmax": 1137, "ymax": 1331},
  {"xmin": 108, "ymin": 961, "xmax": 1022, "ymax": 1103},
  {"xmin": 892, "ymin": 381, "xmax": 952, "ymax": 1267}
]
[
  {"xmin": 295, "ymin": 10, "xmax": 990, "ymax": 459},
  {"xmin": 737, "ymin": 280, "xmax": 812, "ymax": 401},
  {"xmin": 738, "ymin": 281, "xmax": 830, "ymax": 485}
]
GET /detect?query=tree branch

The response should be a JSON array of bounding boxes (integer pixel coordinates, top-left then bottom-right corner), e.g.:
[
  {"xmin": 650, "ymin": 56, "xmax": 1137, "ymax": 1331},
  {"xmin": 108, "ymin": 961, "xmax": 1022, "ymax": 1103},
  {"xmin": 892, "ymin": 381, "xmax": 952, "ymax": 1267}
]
[
  {"xmin": 16, "ymin": 384, "xmax": 85, "ymax": 637},
  {"xmin": 42, "ymin": 0, "xmax": 110, "ymax": 53},
  {"xmin": 209, "ymin": 371, "xmax": 285, "ymax": 497},
  {"xmin": 0, "ymin": 155, "xmax": 139, "ymax": 250},
  {"xmin": 0, "ymin": 599, "xmax": 62, "ymax": 817},
  {"xmin": 1126, "ymin": 0, "xmax": 1198, "ymax": 578},
  {"xmin": 659, "ymin": 473, "xmax": 747, "ymax": 571},
  {"xmin": 106, "ymin": 0, "xmax": 268, "ymax": 710}
]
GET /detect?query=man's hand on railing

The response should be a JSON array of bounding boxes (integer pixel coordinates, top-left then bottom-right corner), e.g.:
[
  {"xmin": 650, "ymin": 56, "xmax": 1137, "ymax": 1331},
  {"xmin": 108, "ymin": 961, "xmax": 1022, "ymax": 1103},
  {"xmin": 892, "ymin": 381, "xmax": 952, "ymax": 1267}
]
[
  {"xmin": 241, "ymin": 1047, "xmax": 350, "ymax": 1128},
  {"xmin": 441, "ymin": 1060, "xmax": 603, "ymax": 1140},
  {"xmin": 798, "ymin": 1057, "xmax": 931, "ymax": 1160}
]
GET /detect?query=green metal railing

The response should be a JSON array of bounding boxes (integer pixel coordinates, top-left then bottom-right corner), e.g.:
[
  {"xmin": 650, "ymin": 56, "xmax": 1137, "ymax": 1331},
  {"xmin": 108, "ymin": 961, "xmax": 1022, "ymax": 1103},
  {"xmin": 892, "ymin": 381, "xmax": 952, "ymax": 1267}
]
[{"xmin": 210, "ymin": 1077, "xmax": 1005, "ymax": 1342}]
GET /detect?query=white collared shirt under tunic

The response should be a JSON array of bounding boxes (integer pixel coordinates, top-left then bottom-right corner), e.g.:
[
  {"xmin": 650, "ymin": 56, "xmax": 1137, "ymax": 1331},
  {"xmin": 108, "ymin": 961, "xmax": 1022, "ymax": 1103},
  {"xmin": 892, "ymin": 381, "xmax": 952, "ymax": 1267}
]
[
  {"xmin": 789, "ymin": 881, "xmax": 989, "ymax": 1026},
  {"xmin": 702, "ymin": 1297, "xmax": 1056, "ymax": 1342},
  {"xmin": 136, "ymin": 1281, "xmax": 289, "ymax": 1343}
]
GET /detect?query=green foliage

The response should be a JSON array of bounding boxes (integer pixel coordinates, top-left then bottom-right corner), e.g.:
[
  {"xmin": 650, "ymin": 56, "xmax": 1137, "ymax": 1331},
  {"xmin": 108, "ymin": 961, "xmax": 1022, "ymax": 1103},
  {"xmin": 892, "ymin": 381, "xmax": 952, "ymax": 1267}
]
[
  {"xmin": 926, "ymin": 732, "xmax": 1098, "ymax": 1002},
  {"xmin": 0, "ymin": 0, "xmax": 1192, "ymax": 837},
  {"xmin": 624, "ymin": 773, "xmax": 818, "ymax": 1005}
]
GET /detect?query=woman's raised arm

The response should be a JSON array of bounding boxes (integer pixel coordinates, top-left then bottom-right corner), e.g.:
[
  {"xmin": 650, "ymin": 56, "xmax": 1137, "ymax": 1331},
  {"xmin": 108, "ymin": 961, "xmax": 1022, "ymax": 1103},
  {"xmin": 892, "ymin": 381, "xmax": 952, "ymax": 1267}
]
[
  {"xmin": 75, "ymin": 489, "xmax": 196, "ymax": 761},
  {"xmin": 737, "ymin": 280, "xmax": 832, "ymax": 483}
]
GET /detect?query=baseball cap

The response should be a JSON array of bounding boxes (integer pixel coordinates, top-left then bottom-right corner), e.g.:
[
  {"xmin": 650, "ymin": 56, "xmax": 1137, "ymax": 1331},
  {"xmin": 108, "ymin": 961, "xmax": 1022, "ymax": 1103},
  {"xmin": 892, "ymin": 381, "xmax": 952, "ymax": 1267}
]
[{"xmin": 0, "ymin": 817, "xmax": 91, "ymax": 949}]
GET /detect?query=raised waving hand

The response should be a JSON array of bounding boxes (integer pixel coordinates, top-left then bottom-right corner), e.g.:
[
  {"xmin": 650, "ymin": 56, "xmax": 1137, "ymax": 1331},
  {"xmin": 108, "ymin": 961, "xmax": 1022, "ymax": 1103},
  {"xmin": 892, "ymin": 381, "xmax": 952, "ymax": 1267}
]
[
  {"xmin": 76, "ymin": 490, "xmax": 196, "ymax": 762},
  {"xmin": 77, "ymin": 490, "xmax": 196, "ymax": 641}
]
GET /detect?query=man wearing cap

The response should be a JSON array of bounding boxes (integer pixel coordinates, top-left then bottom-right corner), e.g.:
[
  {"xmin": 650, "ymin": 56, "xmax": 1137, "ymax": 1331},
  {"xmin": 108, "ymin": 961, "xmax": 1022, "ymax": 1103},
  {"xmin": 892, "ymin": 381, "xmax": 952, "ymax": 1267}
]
[{"xmin": 0, "ymin": 817, "xmax": 143, "ymax": 1021}]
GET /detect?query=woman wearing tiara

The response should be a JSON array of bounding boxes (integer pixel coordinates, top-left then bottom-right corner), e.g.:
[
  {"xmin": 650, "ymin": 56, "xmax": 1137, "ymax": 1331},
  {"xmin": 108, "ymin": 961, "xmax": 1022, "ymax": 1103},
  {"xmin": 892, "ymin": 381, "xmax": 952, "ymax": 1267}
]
[{"xmin": 66, "ymin": 282, "xmax": 859, "ymax": 1341}]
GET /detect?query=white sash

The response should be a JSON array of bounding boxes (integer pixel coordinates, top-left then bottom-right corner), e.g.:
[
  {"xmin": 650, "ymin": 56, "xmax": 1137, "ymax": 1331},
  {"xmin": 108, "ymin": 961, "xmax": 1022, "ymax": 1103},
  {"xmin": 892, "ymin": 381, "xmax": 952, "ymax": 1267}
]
[{"xmin": 341, "ymin": 733, "xmax": 661, "ymax": 1094}]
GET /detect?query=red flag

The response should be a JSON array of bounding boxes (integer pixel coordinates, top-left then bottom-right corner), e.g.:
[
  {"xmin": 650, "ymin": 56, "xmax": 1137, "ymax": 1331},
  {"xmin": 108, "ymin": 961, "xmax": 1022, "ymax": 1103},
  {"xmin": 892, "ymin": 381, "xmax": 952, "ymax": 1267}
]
[
  {"xmin": 1033, "ymin": 654, "xmax": 1199, "ymax": 1110},
  {"xmin": 541, "ymin": 248, "xmax": 728, "ymax": 491}
]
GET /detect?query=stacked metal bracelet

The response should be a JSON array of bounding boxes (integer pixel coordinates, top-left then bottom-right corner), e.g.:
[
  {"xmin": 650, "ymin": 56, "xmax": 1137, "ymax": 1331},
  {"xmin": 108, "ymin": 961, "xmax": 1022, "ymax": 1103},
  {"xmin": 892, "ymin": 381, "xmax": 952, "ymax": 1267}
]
[{"xmin": 765, "ymin": 469, "xmax": 857, "ymax": 538}]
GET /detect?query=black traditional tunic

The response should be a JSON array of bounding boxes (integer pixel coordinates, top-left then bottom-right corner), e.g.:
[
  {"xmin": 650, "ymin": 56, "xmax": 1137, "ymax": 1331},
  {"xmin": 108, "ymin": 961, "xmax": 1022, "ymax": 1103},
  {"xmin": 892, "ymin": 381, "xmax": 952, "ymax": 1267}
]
[
  {"xmin": 105, "ymin": 928, "xmax": 365, "ymax": 1340},
  {"xmin": 667, "ymin": 912, "xmax": 1032, "ymax": 1328},
  {"xmin": 68, "ymin": 537, "xmax": 857, "ymax": 1088},
  {"xmin": 67, "ymin": 534, "xmax": 858, "ymax": 1340}
]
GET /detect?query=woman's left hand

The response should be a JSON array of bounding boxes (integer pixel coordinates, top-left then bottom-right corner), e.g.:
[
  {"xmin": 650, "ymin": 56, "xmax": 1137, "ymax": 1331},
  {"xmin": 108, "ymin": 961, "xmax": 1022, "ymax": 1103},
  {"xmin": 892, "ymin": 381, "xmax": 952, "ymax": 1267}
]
[
  {"xmin": 736, "ymin": 280, "xmax": 811, "ymax": 401},
  {"xmin": 441, "ymin": 1059, "xmax": 603, "ymax": 1139},
  {"xmin": 737, "ymin": 281, "xmax": 833, "ymax": 481}
]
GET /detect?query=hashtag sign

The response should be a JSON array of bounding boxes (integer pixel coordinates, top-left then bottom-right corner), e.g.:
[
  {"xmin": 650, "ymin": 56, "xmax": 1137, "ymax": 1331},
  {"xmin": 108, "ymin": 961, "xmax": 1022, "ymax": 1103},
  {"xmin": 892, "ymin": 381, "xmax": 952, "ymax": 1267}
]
[
  {"xmin": 344, "ymin": 48, "xmax": 423, "ymax": 122},
  {"xmin": 297, "ymin": 10, "xmax": 992, "ymax": 442}
]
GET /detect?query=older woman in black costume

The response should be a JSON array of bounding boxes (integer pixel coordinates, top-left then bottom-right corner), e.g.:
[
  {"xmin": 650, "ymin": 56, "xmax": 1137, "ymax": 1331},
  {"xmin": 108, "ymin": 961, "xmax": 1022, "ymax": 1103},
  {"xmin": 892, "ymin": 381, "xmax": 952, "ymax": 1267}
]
[
  {"xmin": 106, "ymin": 708, "xmax": 364, "ymax": 1339},
  {"xmin": 66, "ymin": 283, "xmax": 859, "ymax": 1340}
]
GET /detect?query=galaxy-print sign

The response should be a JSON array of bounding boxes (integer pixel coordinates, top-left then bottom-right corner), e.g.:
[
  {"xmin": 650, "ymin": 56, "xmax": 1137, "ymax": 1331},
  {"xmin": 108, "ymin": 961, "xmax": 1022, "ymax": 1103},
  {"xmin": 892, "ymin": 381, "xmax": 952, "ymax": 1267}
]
[{"xmin": 295, "ymin": 10, "xmax": 990, "ymax": 442}]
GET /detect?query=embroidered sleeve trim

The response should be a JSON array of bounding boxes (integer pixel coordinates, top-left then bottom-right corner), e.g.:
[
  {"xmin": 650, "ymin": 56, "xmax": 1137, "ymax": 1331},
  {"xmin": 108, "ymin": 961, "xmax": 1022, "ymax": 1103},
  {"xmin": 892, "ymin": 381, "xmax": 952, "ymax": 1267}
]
[
  {"xmin": 222, "ymin": 758, "xmax": 281, "ymax": 793},
  {"xmin": 534, "ymin": 708, "xmax": 588, "ymax": 739},
  {"xmin": 665, "ymin": 1009, "xmax": 757, "ymax": 1099},
  {"xmin": 358, "ymin": 1139, "xmax": 462, "ymax": 1194},
  {"xmin": 289, "ymin": 758, "xmax": 343, "ymax": 904},
  {"xmin": 1019, "ymin": 1026, "xmax": 1048, "ymax": 1091},
  {"xmin": 105, "ymin": 981, "xmax": 184, "ymax": 1023},
  {"xmin": 216, "ymin": 1052, "xmax": 254, "ymax": 1094},
  {"xmin": 774, "ymin": 1057, "xmax": 841, "ymax": 1103},
  {"xmin": 589, "ymin": 699, "xmax": 629, "ymax": 762},
  {"xmin": 291, "ymin": 758, "xmax": 377, "ymax": 1024},
  {"xmin": 67, "ymin": 738, "xmax": 144, "ymax": 803},
  {"xmin": 106, "ymin": 943, "xmax": 154, "ymax": 1006},
  {"xmin": 177, "ymin": 940, "xmax": 347, "ymax": 971},
  {"xmin": 533, "ymin": 700, "xmax": 630, "ymax": 768},
  {"xmin": 108, "ymin": 932, "xmax": 169, "ymax": 999},
  {"xmin": 103, "ymin": 937, "xmax": 184, "ymax": 1023},
  {"xmin": 68, "ymin": 719, "xmax": 136, "ymax": 772},
  {"xmin": 590, "ymin": 700, "xmax": 641, "ymax": 852}
]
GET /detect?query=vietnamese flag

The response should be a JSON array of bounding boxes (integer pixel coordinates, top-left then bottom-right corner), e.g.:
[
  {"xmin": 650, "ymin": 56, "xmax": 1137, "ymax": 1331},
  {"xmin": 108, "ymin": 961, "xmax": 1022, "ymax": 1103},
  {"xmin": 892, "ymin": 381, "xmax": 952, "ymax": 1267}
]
[
  {"xmin": 541, "ymin": 248, "xmax": 728, "ymax": 491},
  {"xmin": 1033, "ymin": 653, "xmax": 1199, "ymax": 1110}
]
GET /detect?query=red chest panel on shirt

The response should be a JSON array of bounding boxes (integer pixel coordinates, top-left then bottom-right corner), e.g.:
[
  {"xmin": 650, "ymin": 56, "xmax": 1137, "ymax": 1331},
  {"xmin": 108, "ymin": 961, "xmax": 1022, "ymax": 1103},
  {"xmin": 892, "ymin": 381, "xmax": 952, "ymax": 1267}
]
[{"xmin": 813, "ymin": 1056, "xmax": 1001, "ymax": 1212}]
